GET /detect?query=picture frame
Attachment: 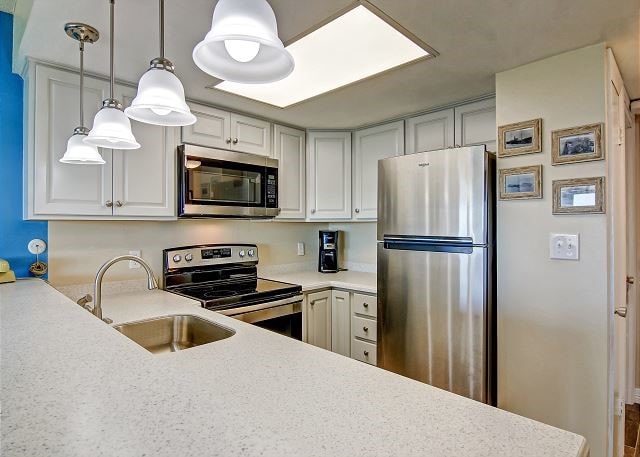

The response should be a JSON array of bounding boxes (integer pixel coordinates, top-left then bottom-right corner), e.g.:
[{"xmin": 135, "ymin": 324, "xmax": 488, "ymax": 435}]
[
  {"xmin": 497, "ymin": 118, "xmax": 542, "ymax": 157},
  {"xmin": 499, "ymin": 165, "xmax": 542, "ymax": 200},
  {"xmin": 552, "ymin": 177, "xmax": 605, "ymax": 214},
  {"xmin": 551, "ymin": 123, "xmax": 604, "ymax": 165}
]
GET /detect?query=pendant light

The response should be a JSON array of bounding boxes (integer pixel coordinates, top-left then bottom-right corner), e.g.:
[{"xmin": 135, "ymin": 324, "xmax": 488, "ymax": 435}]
[
  {"xmin": 60, "ymin": 23, "xmax": 106, "ymax": 165},
  {"xmin": 192, "ymin": 0, "xmax": 294, "ymax": 84},
  {"xmin": 124, "ymin": 0, "xmax": 195, "ymax": 126},
  {"xmin": 85, "ymin": 0, "xmax": 140, "ymax": 150}
]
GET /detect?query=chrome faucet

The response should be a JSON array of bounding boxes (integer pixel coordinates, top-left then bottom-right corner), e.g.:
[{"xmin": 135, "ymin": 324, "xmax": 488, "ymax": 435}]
[{"xmin": 93, "ymin": 255, "xmax": 158, "ymax": 321}]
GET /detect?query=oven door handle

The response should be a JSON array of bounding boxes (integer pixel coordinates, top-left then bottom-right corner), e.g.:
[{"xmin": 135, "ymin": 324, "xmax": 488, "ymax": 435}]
[
  {"xmin": 225, "ymin": 300, "xmax": 302, "ymax": 324},
  {"xmin": 217, "ymin": 294, "xmax": 303, "ymax": 318}
]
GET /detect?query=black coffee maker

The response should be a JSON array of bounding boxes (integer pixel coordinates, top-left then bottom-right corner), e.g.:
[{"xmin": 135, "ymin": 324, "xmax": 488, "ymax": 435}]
[{"xmin": 318, "ymin": 230, "xmax": 340, "ymax": 273}]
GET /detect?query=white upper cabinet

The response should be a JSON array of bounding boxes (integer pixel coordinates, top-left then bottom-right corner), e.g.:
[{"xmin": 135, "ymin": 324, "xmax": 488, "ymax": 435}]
[
  {"xmin": 26, "ymin": 63, "xmax": 176, "ymax": 220},
  {"xmin": 30, "ymin": 65, "xmax": 113, "ymax": 217},
  {"xmin": 181, "ymin": 103, "xmax": 230, "ymax": 149},
  {"xmin": 307, "ymin": 131, "xmax": 352, "ymax": 220},
  {"xmin": 405, "ymin": 109, "xmax": 455, "ymax": 154},
  {"xmin": 230, "ymin": 113, "xmax": 271, "ymax": 156},
  {"xmin": 454, "ymin": 98, "xmax": 496, "ymax": 152},
  {"xmin": 113, "ymin": 88, "xmax": 177, "ymax": 217},
  {"xmin": 353, "ymin": 121, "xmax": 404, "ymax": 220},
  {"xmin": 273, "ymin": 125, "xmax": 305, "ymax": 219},
  {"xmin": 182, "ymin": 103, "xmax": 272, "ymax": 156}
]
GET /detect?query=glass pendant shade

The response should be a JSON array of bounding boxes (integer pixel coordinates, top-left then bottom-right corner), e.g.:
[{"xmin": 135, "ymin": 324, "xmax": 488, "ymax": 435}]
[
  {"xmin": 192, "ymin": 0, "xmax": 294, "ymax": 84},
  {"xmin": 60, "ymin": 130, "xmax": 105, "ymax": 164},
  {"xmin": 125, "ymin": 67, "xmax": 196, "ymax": 126},
  {"xmin": 84, "ymin": 106, "xmax": 140, "ymax": 149}
]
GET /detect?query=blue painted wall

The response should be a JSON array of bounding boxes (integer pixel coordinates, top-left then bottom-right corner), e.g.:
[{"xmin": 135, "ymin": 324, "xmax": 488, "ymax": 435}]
[{"xmin": 0, "ymin": 12, "xmax": 48, "ymax": 278}]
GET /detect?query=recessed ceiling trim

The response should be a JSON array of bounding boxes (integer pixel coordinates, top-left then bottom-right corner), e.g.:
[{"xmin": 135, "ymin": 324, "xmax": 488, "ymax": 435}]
[{"xmin": 209, "ymin": 0, "xmax": 439, "ymax": 109}]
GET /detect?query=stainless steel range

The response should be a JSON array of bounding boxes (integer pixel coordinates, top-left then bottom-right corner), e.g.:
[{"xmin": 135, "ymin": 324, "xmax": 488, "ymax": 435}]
[{"xmin": 163, "ymin": 244, "xmax": 303, "ymax": 340}]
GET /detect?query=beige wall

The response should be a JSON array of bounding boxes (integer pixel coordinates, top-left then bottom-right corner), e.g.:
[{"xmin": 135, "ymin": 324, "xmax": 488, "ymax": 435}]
[
  {"xmin": 47, "ymin": 220, "xmax": 326, "ymax": 286},
  {"xmin": 496, "ymin": 44, "xmax": 609, "ymax": 457},
  {"xmin": 328, "ymin": 222, "xmax": 377, "ymax": 267}
]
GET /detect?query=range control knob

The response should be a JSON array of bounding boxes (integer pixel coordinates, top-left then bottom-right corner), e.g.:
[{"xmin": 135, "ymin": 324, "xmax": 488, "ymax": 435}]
[
  {"xmin": 239, "ymin": 250, "xmax": 246, "ymax": 258},
  {"xmin": 248, "ymin": 249, "xmax": 255, "ymax": 257},
  {"xmin": 184, "ymin": 253, "xmax": 193, "ymax": 262},
  {"xmin": 172, "ymin": 254, "xmax": 182, "ymax": 263}
]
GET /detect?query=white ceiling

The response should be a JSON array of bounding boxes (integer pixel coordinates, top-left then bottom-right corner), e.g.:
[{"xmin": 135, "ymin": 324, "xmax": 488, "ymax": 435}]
[{"xmin": 15, "ymin": 0, "xmax": 640, "ymax": 129}]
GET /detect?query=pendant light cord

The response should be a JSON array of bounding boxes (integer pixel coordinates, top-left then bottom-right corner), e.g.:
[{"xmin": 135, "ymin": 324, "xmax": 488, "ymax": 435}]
[
  {"xmin": 109, "ymin": 0, "xmax": 115, "ymax": 99},
  {"xmin": 79, "ymin": 40, "xmax": 85, "ymax": 127},
  {"xmin": 159, "ymin": 0, "xmax": 164, "ymax": 59}
]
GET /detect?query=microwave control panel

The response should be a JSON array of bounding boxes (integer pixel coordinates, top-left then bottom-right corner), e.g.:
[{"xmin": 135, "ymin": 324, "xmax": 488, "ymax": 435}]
[{"xmin": 266, "ymin": 167, "xmax": 278, "ymax": 208}]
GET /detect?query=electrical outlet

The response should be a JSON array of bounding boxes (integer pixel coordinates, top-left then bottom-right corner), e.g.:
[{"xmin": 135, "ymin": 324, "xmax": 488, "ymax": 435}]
[
  {"xmin": 549, "ymin": 234, "xmax": 579, "ymax": 260},
  {"xmin": 129, "ymin": 250, "xmax": 141, "ymax": 269},
  {"xmin": 297, "ymin": 242, "xmax": 305, "ymax": 256}
]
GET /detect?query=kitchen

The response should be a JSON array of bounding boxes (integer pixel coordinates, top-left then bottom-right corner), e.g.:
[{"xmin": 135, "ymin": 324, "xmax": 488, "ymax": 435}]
[{"xmin": 1, "ymin": 1, "xmax": 639, "ymax": 456}]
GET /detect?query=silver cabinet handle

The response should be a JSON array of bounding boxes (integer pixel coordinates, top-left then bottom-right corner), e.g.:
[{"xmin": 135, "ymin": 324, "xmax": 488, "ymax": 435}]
[
  {"xmin": 615, "ymin": 307, "xmax": 627, "ymax": 318},
  {"xmin": 232, "ymin": 138, "xmax": 239, "ymax": 144},
  {"xmin": 355, "ymin": 208, "xmax": 360, "ymax": 213},
  {"xmin": 364, "ymin": 351, "xmax": 369, "ymax": 356},
  {"xmin": 105, "ymin": 200, "xmax": 113, "ymax": 208},
  {"xmin": 115, "ymin": 200, "xmax": 123, "ymax": 207},
  {"xmin": 310, "ymin": 209, "xmax": 316, "ymax": 214},
  {"xmin": 363, "ymin": 303, "xmax": 369, "ymax": 308},
  {"xmin": 363, "ymin": 326, "xmax": 368, "ymax": 332},
  {"xmin": 226, "ymin": 137, "xmax": 232, "ymax": 144}
]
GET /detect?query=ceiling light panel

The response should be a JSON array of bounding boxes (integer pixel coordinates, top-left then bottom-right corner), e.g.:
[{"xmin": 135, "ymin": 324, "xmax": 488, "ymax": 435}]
[{"xmin": 215, "ymin": 4, "xmax": 433, "ymax": 108}]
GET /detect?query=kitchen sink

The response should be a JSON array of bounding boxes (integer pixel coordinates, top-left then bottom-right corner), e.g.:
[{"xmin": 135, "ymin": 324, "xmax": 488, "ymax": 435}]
[{"xmin": 113, "ymin": 314, "xmax": 235, "ymax": 354}]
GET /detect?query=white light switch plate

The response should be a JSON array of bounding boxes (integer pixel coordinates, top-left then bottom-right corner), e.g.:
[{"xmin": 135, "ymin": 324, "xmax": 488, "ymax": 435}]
[
  {"xmin": 297, "ymin": 242, "xmax": 305, "ymax": 256},
  {"xmin": 129, "ymin": 250, "xmax": 141, "ymax": 269},
  {"xmin": 549, "ymin": 234, "xmax": 579, "ymax": 260}
]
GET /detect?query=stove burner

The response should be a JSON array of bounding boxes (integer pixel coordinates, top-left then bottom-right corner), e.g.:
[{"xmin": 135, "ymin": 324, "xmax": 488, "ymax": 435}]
[{"xmin": 202, "ymin": 289, "xmax": 239, "ymax": 299}]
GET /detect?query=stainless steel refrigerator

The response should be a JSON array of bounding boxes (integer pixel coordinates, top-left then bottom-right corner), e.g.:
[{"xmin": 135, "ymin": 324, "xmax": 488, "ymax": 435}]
[{"xmin": 377, "ymin": 145, "xmax": 496, "ymax": 404}]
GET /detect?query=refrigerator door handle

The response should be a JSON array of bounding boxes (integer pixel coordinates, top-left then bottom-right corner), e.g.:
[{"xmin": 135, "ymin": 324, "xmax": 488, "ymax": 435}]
[{"xmin": 383, "ymin": 235, "xmax": 475, "ymax": 254}]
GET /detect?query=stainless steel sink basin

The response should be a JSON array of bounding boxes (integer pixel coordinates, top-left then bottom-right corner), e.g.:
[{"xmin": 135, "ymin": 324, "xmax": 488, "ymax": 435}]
[{"xmin": 113, "ymin": 314, "xmax": 235, "ymax": 354}]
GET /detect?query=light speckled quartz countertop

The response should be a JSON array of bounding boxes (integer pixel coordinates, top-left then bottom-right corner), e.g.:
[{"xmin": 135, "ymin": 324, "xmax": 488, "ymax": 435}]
[
  {"xmin": 260, "ymin": 270, "xmax": 377, "ymax": 294},
  {"xmin": 1, "ymin": 279, "xmax": 588, "ymax": 457}
]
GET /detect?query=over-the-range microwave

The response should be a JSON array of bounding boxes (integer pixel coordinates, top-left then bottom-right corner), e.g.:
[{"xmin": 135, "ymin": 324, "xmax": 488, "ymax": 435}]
[{"xmin": 178, "ymin": 144, "xmax": 280, "ymax": 218}]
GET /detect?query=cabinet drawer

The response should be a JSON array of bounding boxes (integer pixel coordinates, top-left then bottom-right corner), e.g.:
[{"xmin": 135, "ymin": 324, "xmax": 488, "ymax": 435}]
[
  {"xmin": 351, "ymin": 338, "xmax": 377, "ymax": 365},
  {"xmin": 352, "ymin": 293, "xmax": 376, "ymax": 318},
  {"xmin": 352, "ymin": 315, "xmax": 377, "ymax": 342}
]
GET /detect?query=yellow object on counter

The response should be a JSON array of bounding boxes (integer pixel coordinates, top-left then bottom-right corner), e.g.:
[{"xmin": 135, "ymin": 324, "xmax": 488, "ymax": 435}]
[{"xmin": 0, "ymin": 259, "xmax": 16, "ymax": 284}]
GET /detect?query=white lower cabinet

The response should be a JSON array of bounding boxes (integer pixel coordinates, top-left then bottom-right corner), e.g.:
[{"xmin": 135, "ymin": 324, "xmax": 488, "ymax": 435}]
[
  {"xmin": 26, "ymin": 62, "xmax": 177, "ymax": 220},
  {"xmin": 303, "ymin": 288, "xmax": 377, "ymax": 365},
  {"xmin": 305, "ymin": 290, "xmax": 332, "ymax": 350},
  {"xmin": 331, "ymin": 290, "xmax": 351, "ymax": 356}
]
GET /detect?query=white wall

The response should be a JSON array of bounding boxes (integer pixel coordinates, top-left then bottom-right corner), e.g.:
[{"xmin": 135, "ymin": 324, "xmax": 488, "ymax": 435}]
[
  {"xmin": 496, "ymin": 44, "xmax": 609, "ymax": 457},
  {"xmin": 47, "ymin": 220, "xmax": 326, "ymax": 286},
  {"xmin": 327, "ymin": 222, "xmax": 377, "ymax": 268}
]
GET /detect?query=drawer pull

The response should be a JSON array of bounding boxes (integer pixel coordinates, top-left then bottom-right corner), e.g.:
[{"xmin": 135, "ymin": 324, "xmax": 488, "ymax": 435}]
[
  {"xmin": 364, "ymin": 350, "xmax": 369, "ymax": 356},
  {"xmin": 363, "ymin": 303, "xmax": 369, "ymax": 308},
  {"xmin": 363, "ymin": 326, "xmax": 368, "ymax": 332}
]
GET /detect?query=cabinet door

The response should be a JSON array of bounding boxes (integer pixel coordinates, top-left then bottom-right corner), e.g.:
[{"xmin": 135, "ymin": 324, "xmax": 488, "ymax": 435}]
[
  {"xmin": 454, "ymin": 99, "xmax": 496, "ymax": 152},
  {"xmin": 230, "ymin": 113, "xmax": 272, "ymax": 156},
  {"xmin": 353, "ymin": 121, "xmax": 404, "ymax": 220},
  {"xmin": 307, "ymin": 131, "xmax": 352, "ymax": 220},
  {"xmin": 405, "ymin": 109, "xmax": 454, "ymax": 154},
  {"xmin": 31, "ymin": 65, "xmax": 113, "ymax": 217},
  {"xmin": 273, "ymin": 125, "xmax": 305, "ymax": 219},
  {"xmin": 331, "ymin": 290, "xmax": 351, "ymax": 356},
  {"xmin": 305, "ymin": 290, "xmax": 332, "ymax": 350},
  {"xmin": 111, "ymin": 88, "xmax": 177, "ymax": 218},
  {"xmin": 181, "ymin": 103, "xmax": 230, "ymax": 149}
]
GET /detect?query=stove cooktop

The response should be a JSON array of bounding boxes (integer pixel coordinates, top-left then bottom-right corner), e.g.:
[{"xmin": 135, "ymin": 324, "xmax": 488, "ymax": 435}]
[{"xmin": 171, "ymin": 278, "xmax": 302, "ymax": 311}]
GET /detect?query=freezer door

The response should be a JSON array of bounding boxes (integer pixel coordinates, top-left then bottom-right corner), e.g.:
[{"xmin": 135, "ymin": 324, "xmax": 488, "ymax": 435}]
[
  {"xmin": 377, "ymin": 242, "xmax": 489, "ymax": 402},
  {"xmin": 377, "ymin": 146, "xmax": 488, "ymax": 244}
]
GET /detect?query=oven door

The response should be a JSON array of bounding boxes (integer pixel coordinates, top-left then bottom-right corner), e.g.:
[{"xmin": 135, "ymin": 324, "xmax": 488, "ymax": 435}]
[
  {"xmin": 178, "ymin": 145, "xmax": 279, "ymax": 218},
  {"xmin": 220, "ymin": 295, "xmax": 303, "ymax": 341}
]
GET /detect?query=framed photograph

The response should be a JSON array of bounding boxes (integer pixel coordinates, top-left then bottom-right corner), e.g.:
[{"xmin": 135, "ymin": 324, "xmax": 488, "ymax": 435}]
[
  {"xmin": 497, "ymin": 118, "xmax": 542, "ymax": 157},
  {"xmin": 551, "ymin": 123, "xmax": 604, "ymax": 165},
  {"xmin": 552, "ymin": 177, "xmax": 605, "ymax": 214},
  {"xmin": 499, "ymin": 165, "xmax": 542, "ymax": 200}
]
